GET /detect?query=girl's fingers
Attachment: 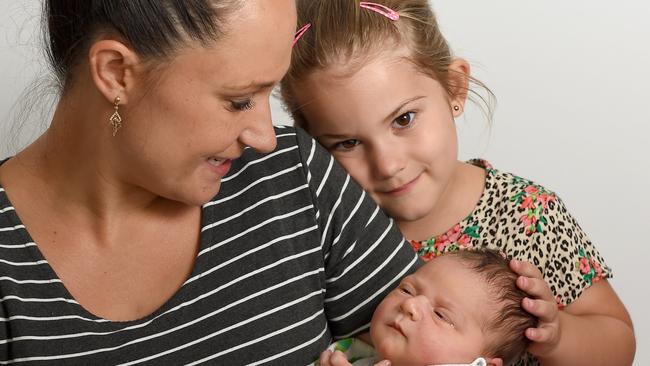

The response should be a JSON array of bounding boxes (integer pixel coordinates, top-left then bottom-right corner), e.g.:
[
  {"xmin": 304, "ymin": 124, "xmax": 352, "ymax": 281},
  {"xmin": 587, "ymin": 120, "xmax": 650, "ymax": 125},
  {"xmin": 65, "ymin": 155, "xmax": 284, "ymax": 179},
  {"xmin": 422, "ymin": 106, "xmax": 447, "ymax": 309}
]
[
  {"xmin": 526, "ymin": 324, "xmax": 558, "ymax": 344},
  {"xmin": 510, "ymin": 259, "xmax": 543, "ymax": 279},
  {"xmin": 516, "ymin": 275, "xmax": 555, "ymax": 301},
  {"xmin": 522, "ymin": 297, "xmax": 558, "ymax": 322}
]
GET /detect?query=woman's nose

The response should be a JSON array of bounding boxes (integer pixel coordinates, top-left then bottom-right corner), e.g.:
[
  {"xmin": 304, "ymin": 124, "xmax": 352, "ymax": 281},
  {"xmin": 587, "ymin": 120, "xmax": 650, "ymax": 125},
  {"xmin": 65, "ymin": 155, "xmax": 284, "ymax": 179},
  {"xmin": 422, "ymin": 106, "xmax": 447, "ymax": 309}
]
[{"xmin": 239, "ymin": 101, "xmax": 277, "ymax": 153}]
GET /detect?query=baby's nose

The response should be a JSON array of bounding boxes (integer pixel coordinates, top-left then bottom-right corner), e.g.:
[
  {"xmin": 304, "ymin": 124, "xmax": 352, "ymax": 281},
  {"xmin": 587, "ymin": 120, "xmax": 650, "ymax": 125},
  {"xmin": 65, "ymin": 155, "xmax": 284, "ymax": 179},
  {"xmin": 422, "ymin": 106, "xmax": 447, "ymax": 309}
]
[{"xmin": 400, "ymin": 296, "xmax": 426, "ymax": 321}]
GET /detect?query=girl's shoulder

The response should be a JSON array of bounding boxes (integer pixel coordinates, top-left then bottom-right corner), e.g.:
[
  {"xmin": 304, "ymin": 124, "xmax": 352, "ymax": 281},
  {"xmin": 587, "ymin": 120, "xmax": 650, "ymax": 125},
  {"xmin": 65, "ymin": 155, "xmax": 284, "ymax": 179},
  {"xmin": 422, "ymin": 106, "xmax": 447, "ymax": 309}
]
[
  {"xmin": 469, "ymin": 159, "xmax": 560, "ymax": 229},
  {"xmin": 466, "ymin": 159, "xmax": 611, "ymax": 305},
  {"xmin": 469, "ymin": 158, "xmax": 558, "ymax": 198},
  {"xmin": 412, "ymin": 159, "xmax": 564, "ymax": 260}
]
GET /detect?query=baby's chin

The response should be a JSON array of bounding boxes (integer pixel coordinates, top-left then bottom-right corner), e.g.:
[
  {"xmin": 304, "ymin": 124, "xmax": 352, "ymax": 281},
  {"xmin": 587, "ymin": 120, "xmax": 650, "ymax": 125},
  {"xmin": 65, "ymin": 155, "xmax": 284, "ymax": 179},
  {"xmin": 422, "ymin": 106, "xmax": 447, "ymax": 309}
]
[
  {"xmin": 372, "ymin": 340, "xmax": 419, "ymax": 366},
  {"xmin": 373, "ymin": 340, "xmax": 452, "ymax": 366}
]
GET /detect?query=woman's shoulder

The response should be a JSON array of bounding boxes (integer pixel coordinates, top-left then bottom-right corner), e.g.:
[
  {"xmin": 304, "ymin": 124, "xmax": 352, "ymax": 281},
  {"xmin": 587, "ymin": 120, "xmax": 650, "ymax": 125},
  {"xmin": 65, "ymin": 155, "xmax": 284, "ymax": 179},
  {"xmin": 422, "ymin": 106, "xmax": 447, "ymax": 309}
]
[
  {"xmin": 225, "ymin": 125, "xmax": 303, "ymax": 170},
  {"xmin": 233, "ymin": 125, "xmax": 315, "ymax": 165}
]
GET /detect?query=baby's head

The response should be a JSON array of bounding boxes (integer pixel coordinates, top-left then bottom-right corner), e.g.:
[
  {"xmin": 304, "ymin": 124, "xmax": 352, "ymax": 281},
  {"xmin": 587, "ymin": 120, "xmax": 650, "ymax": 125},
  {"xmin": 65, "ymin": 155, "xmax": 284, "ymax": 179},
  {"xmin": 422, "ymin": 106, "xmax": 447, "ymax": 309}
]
[{"xmin": 370, "ymin": 249, "xmax": 536, "ymax": 366}]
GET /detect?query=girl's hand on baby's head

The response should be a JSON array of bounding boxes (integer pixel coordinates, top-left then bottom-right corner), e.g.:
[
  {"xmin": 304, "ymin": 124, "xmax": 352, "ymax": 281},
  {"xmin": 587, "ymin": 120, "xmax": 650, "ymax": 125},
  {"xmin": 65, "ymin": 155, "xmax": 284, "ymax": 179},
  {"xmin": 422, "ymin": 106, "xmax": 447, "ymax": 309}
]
[{"xmin": 510, "ymin": 259, "xmax": 562, "ymax": 358}]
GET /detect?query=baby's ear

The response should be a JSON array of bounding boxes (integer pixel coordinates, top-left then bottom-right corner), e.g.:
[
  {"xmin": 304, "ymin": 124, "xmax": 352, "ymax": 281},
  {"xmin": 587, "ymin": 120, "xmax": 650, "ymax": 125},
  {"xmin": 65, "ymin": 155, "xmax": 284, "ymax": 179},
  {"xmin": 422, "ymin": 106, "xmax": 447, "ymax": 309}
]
[{"xmin": 485, "ymin": 357, "xmax": 503, "ymax": 366}]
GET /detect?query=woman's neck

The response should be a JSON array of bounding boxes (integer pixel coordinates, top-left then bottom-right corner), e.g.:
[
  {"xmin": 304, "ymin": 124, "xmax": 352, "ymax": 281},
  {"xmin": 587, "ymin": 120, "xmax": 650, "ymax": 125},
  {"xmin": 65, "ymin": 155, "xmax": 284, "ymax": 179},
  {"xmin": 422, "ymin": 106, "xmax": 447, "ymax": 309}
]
[{"xmin": 3, "ymin": 90, "xmax": 172, "ymax": 227}]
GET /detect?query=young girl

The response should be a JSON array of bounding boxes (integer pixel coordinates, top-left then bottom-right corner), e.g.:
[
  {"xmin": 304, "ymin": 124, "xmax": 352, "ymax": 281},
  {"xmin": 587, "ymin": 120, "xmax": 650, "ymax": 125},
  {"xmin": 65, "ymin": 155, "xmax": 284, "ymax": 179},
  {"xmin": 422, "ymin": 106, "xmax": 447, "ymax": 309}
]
[{"xmin": 282, "ymin": 1, "xmax": 635, "ymax": 365}]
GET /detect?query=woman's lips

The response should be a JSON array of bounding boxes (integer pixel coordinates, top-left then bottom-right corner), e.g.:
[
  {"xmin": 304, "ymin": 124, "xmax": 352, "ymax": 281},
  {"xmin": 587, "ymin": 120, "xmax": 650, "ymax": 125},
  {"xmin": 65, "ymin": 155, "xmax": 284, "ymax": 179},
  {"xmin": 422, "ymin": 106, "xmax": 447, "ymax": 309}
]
[{"xmin": 206, "ymin": 158, "xmax": 232, "ymax": 177}]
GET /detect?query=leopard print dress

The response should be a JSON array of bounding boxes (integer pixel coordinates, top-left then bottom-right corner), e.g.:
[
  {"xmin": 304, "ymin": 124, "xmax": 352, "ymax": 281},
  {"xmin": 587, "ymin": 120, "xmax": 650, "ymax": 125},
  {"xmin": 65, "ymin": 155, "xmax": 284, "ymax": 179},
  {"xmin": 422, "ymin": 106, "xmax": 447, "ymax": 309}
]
[{"xmin": 409, "ymin": 160, "xmax": 611, "ymax": 366}]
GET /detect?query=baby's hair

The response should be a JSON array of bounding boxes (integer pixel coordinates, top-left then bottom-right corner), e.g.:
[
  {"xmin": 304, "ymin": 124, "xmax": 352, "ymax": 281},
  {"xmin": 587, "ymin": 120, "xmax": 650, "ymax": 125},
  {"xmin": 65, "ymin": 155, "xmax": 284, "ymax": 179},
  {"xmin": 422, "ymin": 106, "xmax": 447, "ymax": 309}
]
[
  {"xmin": 445, "ymin": 249, "xmax": 537, "ymax": 366},
  {"xmin": 281, "ymin": 0, "xmax": 495, "ymax": 131}
]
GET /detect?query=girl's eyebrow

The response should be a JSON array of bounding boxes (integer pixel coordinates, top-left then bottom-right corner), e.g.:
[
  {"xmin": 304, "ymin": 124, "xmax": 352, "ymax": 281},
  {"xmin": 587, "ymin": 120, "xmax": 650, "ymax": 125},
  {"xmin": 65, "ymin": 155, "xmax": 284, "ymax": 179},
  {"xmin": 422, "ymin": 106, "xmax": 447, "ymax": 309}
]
[
  {"xmin": 318, "ymin": 96, "xmax": 428, "ymax": 140},
  {"xmin": 317, "ymin": 132, "xmax": 352, "ymax": 140},
  {"xmin": 382, "ymin": 96, "xmax": 426, "ymax": 123}
]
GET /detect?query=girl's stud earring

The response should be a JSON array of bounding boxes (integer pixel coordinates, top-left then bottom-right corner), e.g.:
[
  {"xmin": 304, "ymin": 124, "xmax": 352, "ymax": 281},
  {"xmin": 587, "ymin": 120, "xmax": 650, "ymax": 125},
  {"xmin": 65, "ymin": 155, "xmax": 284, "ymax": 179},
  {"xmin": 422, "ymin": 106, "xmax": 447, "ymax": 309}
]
[{"xmin": 453, "ymin": 105, "xmax": 460, "ymax": 112}]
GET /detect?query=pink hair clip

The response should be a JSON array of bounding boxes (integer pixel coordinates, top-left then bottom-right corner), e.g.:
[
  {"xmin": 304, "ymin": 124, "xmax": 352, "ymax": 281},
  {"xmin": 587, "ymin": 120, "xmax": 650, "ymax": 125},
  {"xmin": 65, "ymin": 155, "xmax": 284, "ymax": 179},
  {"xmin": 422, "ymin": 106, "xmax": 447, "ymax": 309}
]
[
  {"xmin": 359, "ymin": 2, "xmax": 399, "ymax": 21},
  {"xmin": 293, "ymin": 23, "xmax": 312, "ymax": 47}
]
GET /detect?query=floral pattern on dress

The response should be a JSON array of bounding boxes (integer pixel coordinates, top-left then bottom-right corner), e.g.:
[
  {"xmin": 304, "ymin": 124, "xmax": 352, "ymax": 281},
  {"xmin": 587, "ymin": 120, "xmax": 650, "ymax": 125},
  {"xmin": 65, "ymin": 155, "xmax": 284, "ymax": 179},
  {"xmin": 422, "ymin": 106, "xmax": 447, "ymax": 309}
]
[
  {"xmin": 576, "ymin": 247, "xmax": 606, "ymax": 286},
  {"xmin": 509, "ymin": 176, "xmax": 557, "ymax": 236},
  {"xmin": 410, "ymin": 223, "xmax": 479, "ymax": 261}
]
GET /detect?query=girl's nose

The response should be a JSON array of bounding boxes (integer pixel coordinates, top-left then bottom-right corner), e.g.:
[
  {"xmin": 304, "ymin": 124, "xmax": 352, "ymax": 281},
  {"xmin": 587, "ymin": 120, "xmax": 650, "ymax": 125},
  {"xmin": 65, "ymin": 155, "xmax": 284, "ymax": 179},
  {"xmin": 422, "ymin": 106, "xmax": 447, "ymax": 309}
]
[{"xmin": 370, "ymin": 145, "xmax": 405, "ymax": 180}]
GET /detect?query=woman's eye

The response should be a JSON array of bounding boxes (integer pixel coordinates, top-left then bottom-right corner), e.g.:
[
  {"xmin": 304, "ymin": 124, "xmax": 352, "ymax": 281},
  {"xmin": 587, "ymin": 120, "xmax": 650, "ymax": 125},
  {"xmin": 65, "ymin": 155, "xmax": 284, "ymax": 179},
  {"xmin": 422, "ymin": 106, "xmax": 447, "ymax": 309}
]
[
  {"xmin": 399, "ymin": 286, "xmax": 413, "ymax": 295},
  {"xmin": 333, "ymin": 139, "xmax": 360, "ymax": 151},
  {"xmin": 392, "ymin": 112, "xmax": 415, "ymax": 129},
  {"xmin": 230, "ymin": 99, "xmax": 255, "ymax": 111}
]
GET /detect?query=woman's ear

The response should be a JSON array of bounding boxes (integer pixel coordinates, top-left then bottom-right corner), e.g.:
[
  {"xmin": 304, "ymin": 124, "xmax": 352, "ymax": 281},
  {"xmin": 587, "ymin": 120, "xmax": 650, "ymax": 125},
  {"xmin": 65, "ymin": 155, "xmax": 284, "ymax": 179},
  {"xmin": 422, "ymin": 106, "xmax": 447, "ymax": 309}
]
[
  {"xmin": 88, "ymin": 39, "xmax": 141, "ymax": 105},
  {"xmin": 485, "ymin": 357, "xmax": 503, "ymax": 366},
  {"xmin": 447, "ymin": 58, "xmax": 470, "ymax": 117}
]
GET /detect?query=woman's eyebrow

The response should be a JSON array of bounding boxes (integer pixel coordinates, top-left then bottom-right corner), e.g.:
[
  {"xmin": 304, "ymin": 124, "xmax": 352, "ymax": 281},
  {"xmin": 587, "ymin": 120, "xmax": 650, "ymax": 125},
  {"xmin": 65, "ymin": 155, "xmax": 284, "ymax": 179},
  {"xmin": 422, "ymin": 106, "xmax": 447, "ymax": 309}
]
[{"xmin": 223, "ymin": 80, "xmax": 278, "ymax": 92}]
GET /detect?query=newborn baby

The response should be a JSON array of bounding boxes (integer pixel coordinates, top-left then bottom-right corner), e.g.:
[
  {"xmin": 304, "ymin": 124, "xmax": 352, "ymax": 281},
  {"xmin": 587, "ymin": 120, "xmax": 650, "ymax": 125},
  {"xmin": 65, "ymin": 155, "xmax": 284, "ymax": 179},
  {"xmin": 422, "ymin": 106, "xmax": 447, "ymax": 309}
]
[{"xmin": 318, "ymin": 249, "xmax": 537, "ymax": 366}]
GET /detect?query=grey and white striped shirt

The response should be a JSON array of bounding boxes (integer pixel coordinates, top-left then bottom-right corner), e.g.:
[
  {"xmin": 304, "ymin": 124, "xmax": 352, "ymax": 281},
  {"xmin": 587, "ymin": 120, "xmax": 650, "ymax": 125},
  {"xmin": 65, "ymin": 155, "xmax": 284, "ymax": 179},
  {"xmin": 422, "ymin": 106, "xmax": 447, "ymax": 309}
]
[{"xmin": 0, "ymin": 126, "xmax": 420, "ymax": 365}]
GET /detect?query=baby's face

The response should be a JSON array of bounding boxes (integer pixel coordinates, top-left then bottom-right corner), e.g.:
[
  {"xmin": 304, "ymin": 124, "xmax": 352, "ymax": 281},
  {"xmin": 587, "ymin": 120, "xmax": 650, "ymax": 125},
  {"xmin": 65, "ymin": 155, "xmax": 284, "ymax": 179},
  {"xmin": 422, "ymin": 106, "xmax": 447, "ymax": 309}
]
[{"xmin": 370, "ymin": 256, "xmax": 496, "ymax": 365}]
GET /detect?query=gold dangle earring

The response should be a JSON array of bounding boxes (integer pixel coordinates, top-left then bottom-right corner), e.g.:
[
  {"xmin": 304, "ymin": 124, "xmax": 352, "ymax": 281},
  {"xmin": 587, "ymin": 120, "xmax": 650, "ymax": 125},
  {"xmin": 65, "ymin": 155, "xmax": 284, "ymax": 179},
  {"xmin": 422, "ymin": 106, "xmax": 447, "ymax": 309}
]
[{"xmin": 110, "ymin": 96, "xmax": 122, "ymax": 137}]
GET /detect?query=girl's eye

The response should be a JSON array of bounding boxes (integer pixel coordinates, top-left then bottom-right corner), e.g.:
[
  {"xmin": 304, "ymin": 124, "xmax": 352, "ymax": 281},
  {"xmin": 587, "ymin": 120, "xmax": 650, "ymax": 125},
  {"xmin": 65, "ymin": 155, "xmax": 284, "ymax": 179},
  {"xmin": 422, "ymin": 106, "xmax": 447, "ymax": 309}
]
[
  {"xmin": 333, "ymin": 139, "xmax": 360, "ymax": 151},
  {"xmin": 392, "ymin": 112, "xmax": 415, "ymax": 129},
  {"xmin": 230, "ymin": 99, "xmax": 255, "ymax": 111},
  {"xmin": 399, "ymin": 285, "xmax": 413, "ymax": 295}
]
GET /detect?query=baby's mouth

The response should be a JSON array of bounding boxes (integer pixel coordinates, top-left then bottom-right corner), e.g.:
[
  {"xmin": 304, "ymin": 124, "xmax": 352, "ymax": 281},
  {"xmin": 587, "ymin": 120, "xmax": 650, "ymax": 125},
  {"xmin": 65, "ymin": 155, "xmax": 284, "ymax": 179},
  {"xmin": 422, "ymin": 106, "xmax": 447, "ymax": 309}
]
[{"xmin": 388, "ymin": 322, "xmax": 406, "ymax": 337}]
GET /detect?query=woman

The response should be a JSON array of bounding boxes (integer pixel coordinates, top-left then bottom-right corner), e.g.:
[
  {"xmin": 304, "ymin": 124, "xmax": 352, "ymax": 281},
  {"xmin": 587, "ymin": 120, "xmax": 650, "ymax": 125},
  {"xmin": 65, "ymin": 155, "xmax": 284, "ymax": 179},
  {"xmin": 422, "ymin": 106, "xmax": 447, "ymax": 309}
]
[{"xmin": 0, "ymin": 1, "xmax": 419, "ymax": 364}]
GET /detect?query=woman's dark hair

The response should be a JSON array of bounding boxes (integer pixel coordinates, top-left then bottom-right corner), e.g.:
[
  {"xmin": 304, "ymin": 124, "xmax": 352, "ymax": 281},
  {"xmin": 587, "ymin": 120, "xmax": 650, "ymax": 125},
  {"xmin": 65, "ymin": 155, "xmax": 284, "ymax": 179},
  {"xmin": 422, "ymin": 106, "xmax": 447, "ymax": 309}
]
[{"xmin": 44, "ymin": 0, "xmax": 243, "ymax": 92}]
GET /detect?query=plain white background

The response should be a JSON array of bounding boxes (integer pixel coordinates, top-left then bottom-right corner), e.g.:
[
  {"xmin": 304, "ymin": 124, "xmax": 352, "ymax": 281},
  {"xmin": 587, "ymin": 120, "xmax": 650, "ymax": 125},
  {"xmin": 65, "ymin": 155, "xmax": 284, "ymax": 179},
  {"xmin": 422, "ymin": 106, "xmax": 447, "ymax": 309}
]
[{"xmin": 1, "ymin": 1, "xmax": 648, "ymax": 363}]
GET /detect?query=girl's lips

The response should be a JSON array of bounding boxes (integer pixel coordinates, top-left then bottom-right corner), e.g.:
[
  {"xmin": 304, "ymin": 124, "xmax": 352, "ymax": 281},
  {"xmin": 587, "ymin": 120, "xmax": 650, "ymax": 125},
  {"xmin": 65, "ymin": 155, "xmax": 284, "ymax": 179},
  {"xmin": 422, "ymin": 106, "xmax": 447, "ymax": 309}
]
[
  {"xmin": 205, "ymin": 158, "xmax": 232, "ymax": 177},
  {"xmin": 384, "ymin": 174, "xmax": 421, "ymax": 196}
]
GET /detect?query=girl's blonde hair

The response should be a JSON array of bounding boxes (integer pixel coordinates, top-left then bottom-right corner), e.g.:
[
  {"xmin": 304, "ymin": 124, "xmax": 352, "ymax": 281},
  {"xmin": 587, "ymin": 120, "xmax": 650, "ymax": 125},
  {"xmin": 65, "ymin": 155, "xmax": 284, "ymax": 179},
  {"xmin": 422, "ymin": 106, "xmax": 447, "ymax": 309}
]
[{"xmin": 280, "ymin": 0, "xmax": 494, "ymax": 130}]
